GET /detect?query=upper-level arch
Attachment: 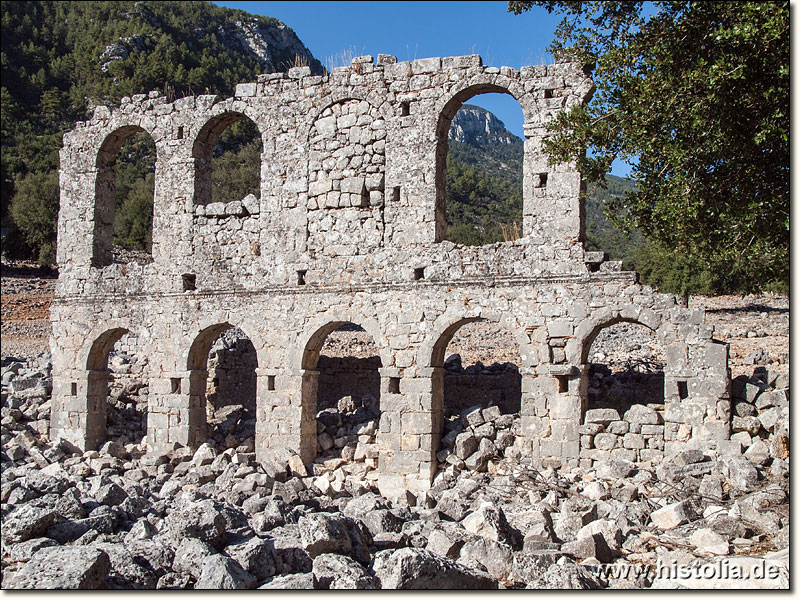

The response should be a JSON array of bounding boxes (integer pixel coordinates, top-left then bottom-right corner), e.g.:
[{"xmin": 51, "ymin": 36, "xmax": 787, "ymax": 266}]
[
  {"xmin": 192, "ymin": 110, "xmax": 263, "ymax": 206},
  {"xmin": 433, "ymin": 80, "xmax": 528, "ymax": 244},
  {"xmin": 93, "ymin": 125, "xmax": 157, "ymax": 268}
]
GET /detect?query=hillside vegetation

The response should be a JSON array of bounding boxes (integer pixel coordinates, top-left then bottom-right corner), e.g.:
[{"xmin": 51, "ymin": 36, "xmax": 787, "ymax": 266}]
[{"xmin": 1, "ymin": 0, "xmax": 319, "ymax": 262}]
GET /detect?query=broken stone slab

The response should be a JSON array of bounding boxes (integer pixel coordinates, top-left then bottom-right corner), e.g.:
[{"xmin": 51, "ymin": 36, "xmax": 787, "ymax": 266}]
[
  {"xmin": 577, "ymin": 519, "xmax": 623, "ymax": 551},
  {"xmin": 259, "ymin": 573, "xmax": 315, "ymax": 589},
  {"xmin": 562, "ymin": 532, "xmax": 614, "ymax": 563},
  {"xmin": 623, "ymin": 404, "xmax": 661, "ymax": 425},
  {"xmin": 370, "ymin": 548, "xmax": 497, "ymax": 589},
  {"xmin": 194, "ymin": 554, "xmax": 258, "ymax": 589},
  {"xmin": 509, "ymin": 550, "xmax": 564, "ymax": 587},
  {"xmin": 2, "ymin": 503, "xmax": 57, "ymax": 543},
  {"xmin": 298, "ymin": 512, "xmax": 353, "ymax": 558},
  {"xmin": 165, "ymin": 495, "xmax": 227, "ymax": 549},
  {"xmin": 458, "ymin": 536, "xmax": 514, "ymax": 581},
  {"xmin": 461, "ymin": 501, "xmax": 518, "ymax": 547},
  {"xmin": 584, "ymin": 408, "xmax": 620, "ymax": 426},
  {"xmin": 649, "ymin": 500, "xmax": 697, "ymax": 529},
  {"xmin": 7, "ymin": 536, "xmax": 59, "ymax": 562},
  {"xmin": 743, "ymin": 439, "xmax": 771, "ymax": 465},
  {"xmin": 425, "ymin": 524, "xmax": 470, "ymax": 559},
  {"xmin": 690, "ymin": 528, "xmax": 729, "ymax": 555},
  {"xmin": 535, "ymin": 561, "xmax": 604, "ymax": 590},
  {"xmin": 225, "ymin": 536, "xmax": 278, "ymax": 581},
  {"xmin": 723, "ymin": 455, "xmax": 760, "ymax": 493},
  {"xmin": 172, "ymin": 538, "xmax": 216, "ymax": 578},
  {"xmin": 312, "ymin": 553, "xmax": 379, "ymax": 589},
  {"xmin": 6, "ymin": 546, "xmax": 111, "ymax": 589}
]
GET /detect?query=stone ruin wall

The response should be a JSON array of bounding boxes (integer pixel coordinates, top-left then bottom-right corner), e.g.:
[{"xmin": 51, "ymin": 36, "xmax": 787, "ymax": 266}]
[{"xmin": 49, "ymin": 53, "xmax": 732, "ymax": 496}]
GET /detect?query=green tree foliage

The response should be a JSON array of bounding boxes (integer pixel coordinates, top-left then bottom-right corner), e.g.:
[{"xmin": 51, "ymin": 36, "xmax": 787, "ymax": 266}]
[
  {"xmin": 509, "ymin": 1, "xmax": 789, "ymax": 293},
  {"xmin": 1, "ymin": 1, "xmax": 318, "ymax": 263},
  {"xmin": 211, "ymin": 118, "xmax": 262, "ymax": 204},
  {"xmin": 8, "ymin": 170, "xmax": 59, "ymax": 265},
  {"xmin": 445, "ymin": 104, "xmax": 524, "ymax": 245}
]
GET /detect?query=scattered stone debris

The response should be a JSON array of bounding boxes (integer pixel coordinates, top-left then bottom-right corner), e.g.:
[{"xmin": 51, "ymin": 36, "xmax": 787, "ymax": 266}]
[{"xmin": 1, "ymin": 351, "xmax": 788, "ymax": 589}]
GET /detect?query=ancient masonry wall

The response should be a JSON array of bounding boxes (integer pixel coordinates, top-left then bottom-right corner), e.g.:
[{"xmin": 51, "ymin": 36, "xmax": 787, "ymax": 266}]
[{"xmin": 50, "ymin": 53, "xmax": 731, "ymax": 496}]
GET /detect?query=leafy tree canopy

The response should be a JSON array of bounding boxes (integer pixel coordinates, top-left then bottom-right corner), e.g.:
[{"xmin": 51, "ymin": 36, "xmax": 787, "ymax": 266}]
[{"xmin": 509, "ymin": 1, "xmax": 788, "ymax": 293}]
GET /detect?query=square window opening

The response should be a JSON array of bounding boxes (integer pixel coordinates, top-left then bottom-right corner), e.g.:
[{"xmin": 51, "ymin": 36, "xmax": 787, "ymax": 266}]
[
  {"xmin": 182, "ymin": 273, "xmax": 196, "ymax": 291},
  {"xmin": 400, "ymin": 102, "xmax": 410, "ymax": 117},
  {"xmin": 534, "ymin": 173, "xmax": 548, "ymax": 188},
  {"xmin": 556, "ymin": 375, "xmax": 568, "ymax": 394},
  {"xmin": 392, "ymin": 186, "xmax": 401, "ymax": 202},
  {"xmin": 70, "ymin": 382, "xmax": 78, "ymax": 396},
  {"xmin": 297, "ymin": 270, "xmax": 307, "ymax": 285},
  {"xmin": 171, "ymin": 378, "xmax": 181, "ymax": 394},
  {"xmin": 388, "ymin": 377, "xmax": 401, "ymax": 394},
  {"xmin": 413, "ymin": 267, "xmax": 425, "ymax": 281},
  {"xmin": 267, "ymin": 375, "xmax": 276, "ymax": 391},
  {"xmin": 677, "ymin": 380, "xmax": 689, "ymax": 400}
]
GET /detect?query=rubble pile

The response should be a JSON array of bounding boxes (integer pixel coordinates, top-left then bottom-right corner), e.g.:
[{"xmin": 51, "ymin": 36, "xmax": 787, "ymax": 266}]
[
  {"xmin": 312, "ymin": 394, "xmax": 381, "ymax": 492},
  {"xmin": 0, "ymin": 353, "xmax": 789, "ymax": 590}
]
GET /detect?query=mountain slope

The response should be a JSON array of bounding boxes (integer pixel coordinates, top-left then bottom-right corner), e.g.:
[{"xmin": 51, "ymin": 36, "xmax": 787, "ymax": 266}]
[{"xmin": 1, "ymin": 0, "xmax": 322, "ymax": 261}]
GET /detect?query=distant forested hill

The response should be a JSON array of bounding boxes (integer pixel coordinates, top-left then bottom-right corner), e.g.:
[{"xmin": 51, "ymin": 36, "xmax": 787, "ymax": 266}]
[{"xmin": 1, "ymin": 0, "xmax": 321, "ymax": 262}]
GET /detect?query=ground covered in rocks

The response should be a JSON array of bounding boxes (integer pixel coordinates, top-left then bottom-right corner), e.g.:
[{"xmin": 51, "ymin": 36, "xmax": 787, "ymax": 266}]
[
  {"xmin": 0, "ymin": 261, "xmax": 790, "ymax": 589},
  {"xmin": 1, "ymin": 355, "xmax": 789, "ymax": 589}
]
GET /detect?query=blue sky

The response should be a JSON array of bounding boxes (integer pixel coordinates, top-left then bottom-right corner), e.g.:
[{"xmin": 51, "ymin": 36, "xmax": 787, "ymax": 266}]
[{"xmin": 213, "ymin": 1, "xmax": 633, "ymax": 176}]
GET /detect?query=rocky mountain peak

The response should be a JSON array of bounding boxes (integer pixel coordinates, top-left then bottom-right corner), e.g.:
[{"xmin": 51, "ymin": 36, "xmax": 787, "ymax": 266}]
[{"xmin": 449, "ymin": 104, "xmax": 521, "ymax": 146}]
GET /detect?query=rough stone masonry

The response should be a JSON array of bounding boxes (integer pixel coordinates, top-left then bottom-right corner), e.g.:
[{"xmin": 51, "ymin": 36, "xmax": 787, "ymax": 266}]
[{"xmin": 50, "ymin": 53, "xmax": 731, "ymax": 497}]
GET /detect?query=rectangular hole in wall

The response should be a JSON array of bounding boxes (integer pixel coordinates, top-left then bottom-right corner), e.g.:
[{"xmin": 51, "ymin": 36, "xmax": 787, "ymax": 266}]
[
  {"xmin": 171, "ymin": 378, "xmax": 181, "ymax": 394},
  {"xmin": 177, "ymin": 126, "xmax": 184, "ymax": 139},
  {"xmin": 182, "ymin": 273, "xmax": 196, "ymax": 291},
  {"xmin": 534, "ymin": 173, "xmax": 548, "ymax": 188},
  {"xmin": 556, "ymin": 375, "xmax": 568, "ymax": 394},
  {"xmin": 213, "ymin": 377, "xmax": 219, "ymax": 387},
  {"xmin": 587, "ymin": 263, "xmax": 600, "ymax": 273},
  {"xmin": 388, "ymin": 377, "xmax": 400, "ymax": 394},
  {"xmin": 400, "ymin": 101, "xmax": 410, "ymax": 116},
  {"xmin": 297, "ymin": 270, "xmax": 307, "ymax": 285},
  {"xmin": 70, "ymin": 382, "xmax": 78, "ymax": 396},
  {"xmin": 392, "ymin": 186, "xmax": 400, "ymax": 202},
  {"xmin": 677, "ymin": 380, "xmax": 689, "ymax": 400},
  {"xmin": 267, "ymin": 375, "xmax": 276, "ymax": 391},
  {"xmin": 544, "ymin": 89, "xmax": 554, "ymax": 99},
  {"xmin": 413, "ymin": 267, "xmax": 425, "ymax": 281}
]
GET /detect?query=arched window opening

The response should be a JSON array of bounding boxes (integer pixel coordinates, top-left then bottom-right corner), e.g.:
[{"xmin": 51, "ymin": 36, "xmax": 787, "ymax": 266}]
[
  {"xmin": 94, "ymin": 127, "xmax": 156, "ymax": 267},
  {"xmin": 304, "ymin": 323, "xmax": 382, "ymax": 493},
  {"xmin": 433, "ymin": 319, "xmax": 521, "ymax": 477},
  {"xmin": 583, "ymin": 321, "xmax": 665, "ymax": 463},
  {"xmin": 106, "ymin": 333, "xmax": 149, "ymax": 448},
  {"xmin": 193, "ymin": 114, "xmax": 262, "ymax": 206},
  {"xmin": 437, "ymin": 91, "xmax": 524, "ymax": 245},
  {"xmin": 191, "ymin": 326, "xmax": 257, "ymax": 450}
]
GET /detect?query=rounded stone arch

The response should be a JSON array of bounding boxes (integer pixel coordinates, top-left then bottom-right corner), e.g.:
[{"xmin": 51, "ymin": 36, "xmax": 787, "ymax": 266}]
[
  {"xmin": 85, "ymin": 326, "xmax": 132, "ymax": 371},
  {"xmin": 191, "ymin": 107, "xmax": 265, "ymax": 206},
  {"xmin": 79, "ymin": 324, "xmax": 148, "ymax": 450},
  {"xmin": 294, "ymin": 310, "xmax": 393, "ymax": 371},
  {"xmin": 418, "ymin": 309, "xmax": 533, "ymax": 370},
  {"xmin": 572, "ymin": 312, "xmax": 665, "ymax": 366},
  {"xmin": 185, "ymin": 319, "xmax": 264, "ymax": 371},
  {"xmin": 92, "ymin": 124, "xmax": 159, "ymax": 268},
  {"xmin": 431, "ymin": 76, "xmax": 529, "ymax": 243}
]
